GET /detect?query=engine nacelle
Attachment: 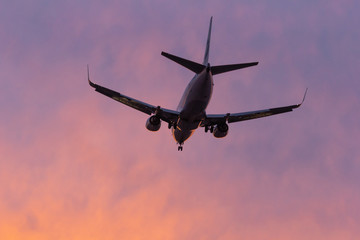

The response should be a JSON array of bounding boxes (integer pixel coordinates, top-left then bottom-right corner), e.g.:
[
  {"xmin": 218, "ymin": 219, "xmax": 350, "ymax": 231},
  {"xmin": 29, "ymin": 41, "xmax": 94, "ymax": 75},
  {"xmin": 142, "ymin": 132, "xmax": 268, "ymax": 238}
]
[
  {"xmin": 146, "ymin": 116, "xmax": 161, "ymax": 131},
  {"xmin": 213, "ymin": 123, "xmax": 229, "ymax": 138}
]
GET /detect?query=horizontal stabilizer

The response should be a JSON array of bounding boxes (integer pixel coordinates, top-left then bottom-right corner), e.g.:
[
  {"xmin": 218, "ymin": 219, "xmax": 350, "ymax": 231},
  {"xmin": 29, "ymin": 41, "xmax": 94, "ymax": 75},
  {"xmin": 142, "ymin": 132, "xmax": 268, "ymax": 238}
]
[
  {"xmin": 211, "ymin": 62, "xmax": 258, "ymax": 75},
  {"xmin": 161, "ymin": 51, "xmax": 205, "ymax": 74}
]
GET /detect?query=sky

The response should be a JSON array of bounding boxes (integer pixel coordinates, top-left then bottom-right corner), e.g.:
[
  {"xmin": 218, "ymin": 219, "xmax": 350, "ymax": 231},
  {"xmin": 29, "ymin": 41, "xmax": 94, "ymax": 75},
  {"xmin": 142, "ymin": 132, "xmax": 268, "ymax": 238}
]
[{"xmin": 0, "ymin": 0, "xmax": 359, "ymax": 239}]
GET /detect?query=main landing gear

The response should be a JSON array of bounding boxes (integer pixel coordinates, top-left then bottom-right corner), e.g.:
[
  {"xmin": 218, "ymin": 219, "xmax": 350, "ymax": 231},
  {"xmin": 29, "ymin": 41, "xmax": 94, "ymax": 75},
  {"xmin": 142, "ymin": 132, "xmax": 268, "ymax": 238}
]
[
  {"xmin": 168, "ymin": 122, "xmax": 177, "ymax": 129},
  {"xmin": 205, "ymin": 125, "xmax": 214, "ymax": 133}
]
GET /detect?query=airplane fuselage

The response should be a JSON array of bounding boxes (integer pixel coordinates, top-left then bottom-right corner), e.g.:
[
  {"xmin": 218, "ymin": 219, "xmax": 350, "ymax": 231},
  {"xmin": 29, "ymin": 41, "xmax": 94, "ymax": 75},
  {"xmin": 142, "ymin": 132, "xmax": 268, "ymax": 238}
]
[{"xmin": 172, "ymin": 68, "xmax": 214, "ymax": 144}]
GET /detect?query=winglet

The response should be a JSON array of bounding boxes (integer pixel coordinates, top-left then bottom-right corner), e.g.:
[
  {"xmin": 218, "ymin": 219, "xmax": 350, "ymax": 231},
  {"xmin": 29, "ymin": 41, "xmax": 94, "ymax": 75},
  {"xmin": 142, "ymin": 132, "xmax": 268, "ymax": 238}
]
[
  {"xmin": 301, "ymin": 88, "xmax": 308, "ymax": 105},
  {"xmin": 297, "ymin": 88, "xmax": 308, "ymax": 107},
  {"xmin": 87, "ymin": 64, "xmax": 96, "ymax": 88}
]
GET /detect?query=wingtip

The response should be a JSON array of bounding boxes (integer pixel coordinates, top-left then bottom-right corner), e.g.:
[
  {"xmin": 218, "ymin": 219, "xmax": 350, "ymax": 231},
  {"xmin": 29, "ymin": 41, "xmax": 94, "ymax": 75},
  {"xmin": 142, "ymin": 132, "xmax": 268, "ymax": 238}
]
[
  {"xmin": 87, "ymin": 64, "xmax": 96, "ymax": 88},
  {"xmin": 302, "ymin": 88, "xmax": 308, "ymax": 104},
  {"xmin": 298, "ymin": 88, "xmax": 308, "ymax": 107}
]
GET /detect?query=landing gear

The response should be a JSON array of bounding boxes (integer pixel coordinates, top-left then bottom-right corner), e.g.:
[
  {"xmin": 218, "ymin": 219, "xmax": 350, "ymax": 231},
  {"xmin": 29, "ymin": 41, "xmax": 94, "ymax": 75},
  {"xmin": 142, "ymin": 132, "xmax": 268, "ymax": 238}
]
[
  {"xmin": 177, "ymin": 143, "xmax": 183, "ymax": 151},
  {"xmin": 205, "ymin": 125, "xmax": 214, "ymax": 133},
  {"xmin": 169, "ymin": 122, "xmax": 177, "ymax": 129}
]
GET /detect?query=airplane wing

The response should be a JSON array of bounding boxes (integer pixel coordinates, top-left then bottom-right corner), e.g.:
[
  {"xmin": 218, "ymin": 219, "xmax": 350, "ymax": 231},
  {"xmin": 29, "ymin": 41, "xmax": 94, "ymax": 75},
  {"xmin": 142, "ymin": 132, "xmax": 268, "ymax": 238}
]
[
  {"xmin": 87, "ymin": 66, "xmax": 179, "ymax": 124},
  {"xmin": 202, "ymin": 89, "xmax": 307, "ymax": 126}
]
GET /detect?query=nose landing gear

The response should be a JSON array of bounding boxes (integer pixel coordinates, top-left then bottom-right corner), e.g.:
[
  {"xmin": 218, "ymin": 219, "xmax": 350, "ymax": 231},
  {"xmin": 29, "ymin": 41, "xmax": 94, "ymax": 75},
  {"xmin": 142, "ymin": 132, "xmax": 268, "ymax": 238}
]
[{"xmin": 177, "ymin": 143, "xmax": 184, "ymax": 151}]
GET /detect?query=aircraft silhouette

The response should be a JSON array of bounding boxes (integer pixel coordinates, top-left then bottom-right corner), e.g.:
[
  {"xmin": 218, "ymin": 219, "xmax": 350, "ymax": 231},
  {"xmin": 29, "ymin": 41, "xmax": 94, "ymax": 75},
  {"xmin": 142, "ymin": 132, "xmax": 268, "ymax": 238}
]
[{"xmin": 88, "ymin": 17, "xmax": 307, "ymax": 151}]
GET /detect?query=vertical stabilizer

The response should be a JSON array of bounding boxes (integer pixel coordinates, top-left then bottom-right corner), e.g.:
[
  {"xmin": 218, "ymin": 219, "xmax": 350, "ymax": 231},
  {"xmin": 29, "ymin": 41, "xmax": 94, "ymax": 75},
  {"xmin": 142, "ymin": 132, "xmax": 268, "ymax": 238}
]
[{"xmin": 203, "ymin": 17, "xmax": 213, "ymax": 65}]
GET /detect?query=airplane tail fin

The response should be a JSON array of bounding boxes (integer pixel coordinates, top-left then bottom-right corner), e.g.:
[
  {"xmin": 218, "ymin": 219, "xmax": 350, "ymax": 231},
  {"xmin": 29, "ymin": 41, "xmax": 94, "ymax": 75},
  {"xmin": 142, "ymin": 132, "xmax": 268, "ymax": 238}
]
[
  {"xmin": 203, "ymin": 16, "xmax": 213, "ymax": 65},
  {"xmin": 162, "ymin": 17, "xmax": 258, "ymax": 75},
  {"xmin": 210, "ymin": 62, "xmax": 258, "ymax": 75},
  {"xmin": 161, "ymin": 17, "xmax": 212, "ymax": 74},
  {"xmin": 203, "ymin": 16, "xmax": 258, "ymax": 75}
]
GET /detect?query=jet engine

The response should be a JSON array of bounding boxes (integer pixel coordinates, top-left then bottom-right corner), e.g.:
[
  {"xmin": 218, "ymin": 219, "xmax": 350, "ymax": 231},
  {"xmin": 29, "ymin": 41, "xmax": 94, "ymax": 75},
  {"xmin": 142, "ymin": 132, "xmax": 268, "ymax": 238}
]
[
  {"xmin": 146, "ymin": 116, "xmax": 161, "ymax": 131},
  {"xmin": 213, "ymin": 123, "xmax": 229, "ymax": 138}
]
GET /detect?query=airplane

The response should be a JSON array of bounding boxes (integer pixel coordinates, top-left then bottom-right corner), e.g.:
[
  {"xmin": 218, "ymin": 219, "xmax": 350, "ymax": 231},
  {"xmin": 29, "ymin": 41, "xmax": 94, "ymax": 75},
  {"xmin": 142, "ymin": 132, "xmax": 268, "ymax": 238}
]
[{"xmin": 88, "ymin": 17, "xmax": 307, "ymax": 151}]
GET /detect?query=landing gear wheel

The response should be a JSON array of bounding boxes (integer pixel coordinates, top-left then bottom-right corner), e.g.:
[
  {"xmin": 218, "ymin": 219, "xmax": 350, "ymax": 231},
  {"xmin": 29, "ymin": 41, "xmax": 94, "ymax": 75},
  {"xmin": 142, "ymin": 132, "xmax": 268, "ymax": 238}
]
[
  {"xmin": 177, "ymin": 142, "xmax": 183, "ymax": 151},
  {"xmin": 205, "ymin": 126, "xmax": 209, "ymax": 133}
]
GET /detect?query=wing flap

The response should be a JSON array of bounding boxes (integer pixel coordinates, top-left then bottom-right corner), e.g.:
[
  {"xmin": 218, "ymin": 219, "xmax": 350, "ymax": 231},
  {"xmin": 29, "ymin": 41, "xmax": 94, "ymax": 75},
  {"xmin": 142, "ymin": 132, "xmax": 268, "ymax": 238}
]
[
  {"xmin": 87, "ymin": 66, "xmax": 179, "ymax": 123},
  {"xmin": 93, "ymin": 83, "xmax": 154, "ymax": 115},
  {"xmin": 203, "ymin": 105, "xmax": 298, "ymax": 126},
  {"xmin": 203, "ymin": 89, "xmax": 307, "ymax": 126},
  {"xmin": 227, "ymin": 104, "xmax": 298, "ymax": 123}
]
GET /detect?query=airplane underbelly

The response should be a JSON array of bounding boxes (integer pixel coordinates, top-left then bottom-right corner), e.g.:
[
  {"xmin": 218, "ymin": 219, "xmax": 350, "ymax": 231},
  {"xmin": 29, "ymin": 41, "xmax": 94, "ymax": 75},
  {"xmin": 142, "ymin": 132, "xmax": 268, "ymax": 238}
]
[
  {"xmin": 180, "ymin": 100, "xmax": 207, "ymax": 120},
  {"xmin": 172, "ymin": 119, "xmax": 199, "ymax": 144}
]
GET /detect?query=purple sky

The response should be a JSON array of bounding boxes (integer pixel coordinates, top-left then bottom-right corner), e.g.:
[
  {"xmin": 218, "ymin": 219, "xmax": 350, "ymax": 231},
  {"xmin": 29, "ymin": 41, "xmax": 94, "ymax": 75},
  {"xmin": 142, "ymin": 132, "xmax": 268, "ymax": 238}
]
[{"xmin": 1, "ymin": 0, "xmax": 360, "ymax": 239}]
